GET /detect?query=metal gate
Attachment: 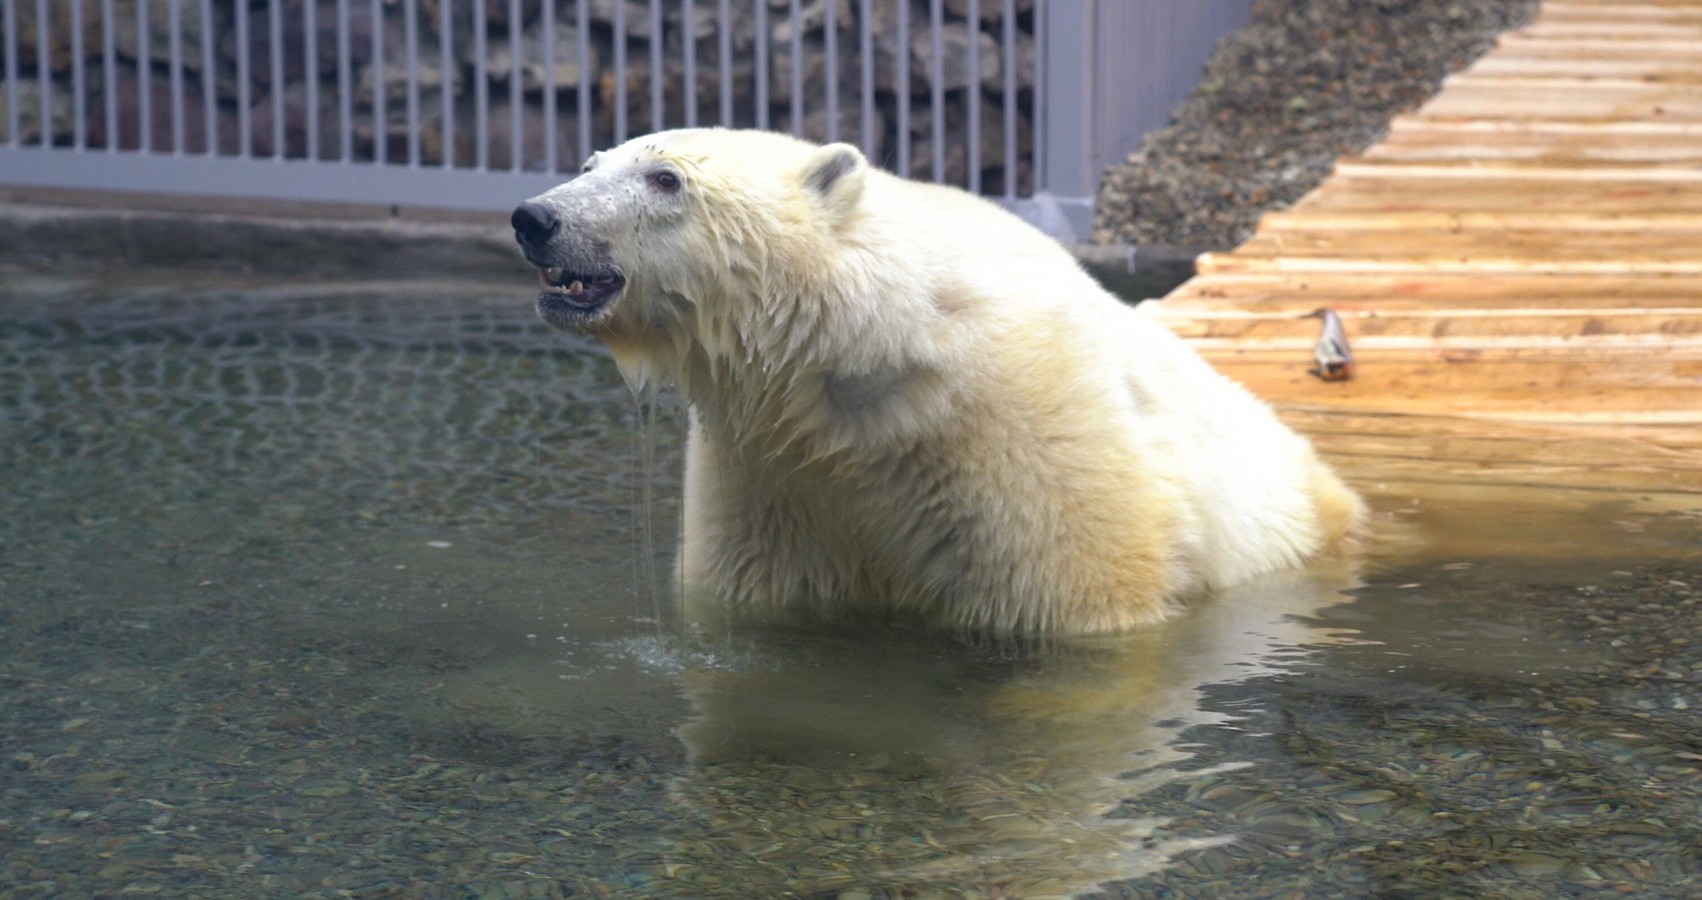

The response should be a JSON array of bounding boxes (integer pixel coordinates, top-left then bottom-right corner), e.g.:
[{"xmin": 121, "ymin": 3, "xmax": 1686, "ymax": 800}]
[{"xmin": 1, "ymin": 0, "xmax": 1251, "ymax": 239}]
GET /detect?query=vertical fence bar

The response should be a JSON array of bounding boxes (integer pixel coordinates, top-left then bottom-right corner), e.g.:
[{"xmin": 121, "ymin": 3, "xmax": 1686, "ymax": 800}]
[
  {"xmin": 70, "ymin": 0, "xmax": 86, "ymax": 148},
  {"xmin": 895, "ymin": 0, "xmax": 908, "ymax": 176},
  {"xmin": 966, "ymin": 0, "xmax": 979, "ymax": 194},
  {"xmin": 473, "ymin": 0, "xmax": 487, "ymax": 168},
  {"xmin": 35, "ymin": 0, "xmax": 49, "ymax": 145},
  {"xmin": 307, "ymin": 0, "xmax": 320, "ymax": 159},
  {"xmin": 753, "ymin": 0, "xmax": 767, "ymax": 131},
  {"xmin": 858, "ymin": 0, "xmax": 873, "ymax": 160},
  {"xmin": 337, "ymin": 0, "xmax": 352, "ymax": 161},
  {"xmin": 824, "ymin": 0, "xmax": 837, "ymax": 142},
  {"xmin": 2, "ymin": 0, "xmax": 15, "ymax": 145},
  {"xmin": 928, "ymin": 0, "xmax": 942, "ymax": 182},
  {"xmin": 169, "ymin": 0, "xmax": 184, "ymax": 153},
  {"xmin": 370, "ymin": 0, "xmax": 383, "ymax": 163},
  {"xmin": 403, "ymin": 0, "xmax": 418, "ymax": 165},
  {"xmin": 577, "ymin": 0, "xmax": 591, "ymax": 161},
  {"xmin": 512, "ymin": 0, "xmax": 526, "ymax": 165},
  {"xmin": 612, "ymin": 0, "xmax": 627, "ymax": 141},
  {"xmin": 788, "ymin": 0, "xmax": 801, "ymax": 133},
  {"xmin": 683, "ymin": 0, "xmax": 698, "ymax": 127},
  {"xmin": 102, "ymin": 0, "xmax": 117, "ymax": 150},
  {"xmin": 238, "ymin": 0, "xmax": 252, "ymax": 156},
  {"xmin": 1001, "ymin": 0, "xmax": 1014, "ymax": 199},
  {"xmin": 1032, "ymin": 0, "xmax": 1045, "ymax": 193},
  {"xmin": 717, "ymin": 0, "xmax": 731, "ymax": 127},
  {"xmin": 543, "ymin": 0, "xmax": 556, "ymax": 171},
  {"xmin": 138, "ymin": 0, "xmax": 153, "ymax": 151},
  {"xmin": 440, "ymin": 0, "xmax": 453, "ymax": 167},
  {"xmin": 200, "ymin": 0, "xmax": 215, "ymax": 155},
  {"xmin": 649, "ymin": 0, "xmax": 663, "ymax": 132},
  {"xmin": 270, "ymin": 0, "xmax": 284, "ymax": 157}
]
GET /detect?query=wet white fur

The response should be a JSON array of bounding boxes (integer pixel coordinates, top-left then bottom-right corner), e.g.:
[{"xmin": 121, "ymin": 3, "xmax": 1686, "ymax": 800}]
[{"xmin": 526, "ymin": 128, "xmax": 1364, "ymax": 636}]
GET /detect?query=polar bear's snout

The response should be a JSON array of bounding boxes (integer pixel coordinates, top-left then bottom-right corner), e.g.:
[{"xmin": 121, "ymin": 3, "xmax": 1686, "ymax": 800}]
[
  {"xmin": 511, "ymin": 201, "xmax": 560, "ymax": 248},
  {"xmin": 511, "ymin": 198, "xmax": 628, "ymax": 330}
]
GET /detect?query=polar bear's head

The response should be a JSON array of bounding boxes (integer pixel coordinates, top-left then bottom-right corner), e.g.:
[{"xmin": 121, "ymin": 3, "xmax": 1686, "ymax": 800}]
[{"xmin": 511, "ymin": 129, "xmax": 869, "ymax": 381}]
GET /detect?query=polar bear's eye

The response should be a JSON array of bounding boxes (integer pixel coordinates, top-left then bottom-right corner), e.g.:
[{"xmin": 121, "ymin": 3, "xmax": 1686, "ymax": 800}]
[{"xmin": 648, "ymin": 170, "xmax": 682, "ymax": 194}]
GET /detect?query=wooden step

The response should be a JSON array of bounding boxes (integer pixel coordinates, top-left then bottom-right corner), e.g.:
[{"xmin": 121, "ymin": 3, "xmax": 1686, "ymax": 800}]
[
  {"xmin": 1205, "ymin": 229, "xmax": 1702, "ymax": 275},
  {"xmin": 1194, "ymin": 350, "xmax": 1702, "ymax": 423},
  {"xmin": 1365, "ymin": 122, "xmax": 1702, "ymax": 163},
  {"xmin": 1328, "ymin": 159, "xmax": 1702, "ymax": 182},
  {"xmin": 1162, "ymin": 273, "xmax": 1702, "ymax": 316},
  {"xmin": 1152, "ymin": 309, "xmax": 1702, "ymax": 347},
  {"xmin": 1413, "ymin": 80, "xmax": 1702, "ymax": 122},
  {"xmin": 1517, "ymin": 22, "xmax": 1702, "ymax": 41},
  {"xmin": 1538, "ymin": 4, "xmax": 1702, "ymax": 26},
  {"xmin": 1259, "ymin": 209, "xmax": 1702, "ymax": 232},
  {"xmin": 1288, "ymin": 174, "xmax": 1702, "ymax": 216},
  {"xmin": 1473, "ymin": 35, "xmax": 1702, "ymax": 63},
  {"xmin": 1460, "ymin": 56, "xmax": 1702, "ymax": 84}
]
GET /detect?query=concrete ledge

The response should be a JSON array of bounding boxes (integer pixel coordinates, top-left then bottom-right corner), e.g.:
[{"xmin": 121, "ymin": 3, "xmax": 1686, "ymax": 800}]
[
  {"xmin": 0, "ymin": 200, "xmax": 520, "ymax": 280},
  {"xmin": 0, "ymin": 195, "xmax": 1210, "ymax": 300}
]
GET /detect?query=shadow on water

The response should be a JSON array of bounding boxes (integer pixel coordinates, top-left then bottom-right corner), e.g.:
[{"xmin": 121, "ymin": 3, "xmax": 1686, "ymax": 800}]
[{"xmin": 1, "ymin": 281, "xmax": 1698, "ymax": 897}]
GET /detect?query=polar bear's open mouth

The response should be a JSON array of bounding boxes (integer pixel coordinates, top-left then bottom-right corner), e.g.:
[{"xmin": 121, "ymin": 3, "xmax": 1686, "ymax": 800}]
[{"xmin": 534, "ymin": 266, "xmax": 627, "ymax": 328}]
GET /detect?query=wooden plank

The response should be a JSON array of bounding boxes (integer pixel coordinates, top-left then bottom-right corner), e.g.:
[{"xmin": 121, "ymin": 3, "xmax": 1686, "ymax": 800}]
[
  {"xmin": 1365, "ymin": 125, "xmax": 1702, "ymax": 164},
  {"xmin": 1387, "ymin": 119, "xmax": 1702, "ymax": 137},
  {"xmin": 1461, "ymin": 57, "xmax": 1702, "ymax": 83},
  {"xmin": 1197, "ymin": 256, "xmax": 1702, "ymax": 277},
  {"xmin": 1162, "ymin": 273, "xmax": 1702, "ymax": 315},
  {"xmin": 1221, "ymin": 230, "xmax": 1702, "ymax": 266},
  {"xmin": 1332, "ymin": 160, "xmax": 1702, "ymax": 180},
  {"xmin": 1517, "ymin": 22, "xmax": 1702, "ymax": 40},
  {"xmin": 1538, "ymin": 5, "xmax": 1702, "ymax": 25},
  {"xmin": 1518, "ymin": 24, "xmax": 1702, "ymax": 42},
  {"xmin": 1258, "ymin": 210, "xmax": 1702, "ymax": 232},
  {"xmin": 1194, "ymin": 351, "xmax": 1702, "ymax": 424},
  {"xmin": 1288, "ymin": 177, "xmax": 1702, "ymax": 215},
  {"xmin": 1486, "ymin": 34, "xmax": 1702, "ymax": 61},
  {"xmin": 1410, "ymin": 81, "xmax": 1702, "ymax": 120},
  {"xmin": 1153, "ymin": 311, "xmax": 1702, "ymax": 345}
]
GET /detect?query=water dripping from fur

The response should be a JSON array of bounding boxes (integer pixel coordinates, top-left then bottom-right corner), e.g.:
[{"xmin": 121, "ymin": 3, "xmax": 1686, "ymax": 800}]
[{"xmin": 628, "ymin": 383, "xmax": 666, "ymax": 635}]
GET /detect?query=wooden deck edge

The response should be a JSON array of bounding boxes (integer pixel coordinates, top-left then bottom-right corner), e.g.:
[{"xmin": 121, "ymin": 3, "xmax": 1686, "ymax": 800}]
[
  {"xmin": 1151, "ymin": 307, "xmax": 1702, "ymax": 321},
  {"xmin": 1174, "ymin": 335, "xmax": 1702, "ymax": 353},
  {"xmin": 1387, "ymin": 118, "xmax": 1702, "ymax": 136},
  {"xmin": 1257, "ymin": 211, "xmax": 1702, "ymax": 232},
  {"xmin": 1330, "ymin": 160, "xmax": 1702, "ymax": 181},
  {"xmin": 1195, "ymin": 256, "xmax": 1702, "ymax": 277}
]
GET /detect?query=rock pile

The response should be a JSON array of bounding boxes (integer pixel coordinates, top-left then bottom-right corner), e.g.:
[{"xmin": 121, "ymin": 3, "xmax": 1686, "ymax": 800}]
[{"xmin": 1093, "ymin": 0, "xmax": 1542, "ymax": 249}]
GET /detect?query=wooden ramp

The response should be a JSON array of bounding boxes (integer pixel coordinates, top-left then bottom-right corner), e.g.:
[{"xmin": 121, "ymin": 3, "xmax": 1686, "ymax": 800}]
[{"xmin": 1150, "ymin": 0, "xmax": 1702, "ymax": 425}]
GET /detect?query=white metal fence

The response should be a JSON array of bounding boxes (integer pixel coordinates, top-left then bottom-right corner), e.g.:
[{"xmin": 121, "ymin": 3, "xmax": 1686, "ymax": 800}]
[{"xmin": 0, "ymin": 1, "xmax": 1250, "ymax": 239}]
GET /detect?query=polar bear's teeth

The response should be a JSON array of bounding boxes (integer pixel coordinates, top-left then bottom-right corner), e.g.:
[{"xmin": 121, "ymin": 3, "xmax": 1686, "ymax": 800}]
[{"xmin": 568, "ymin": 280, "xmax": 585, "ymax": 295}]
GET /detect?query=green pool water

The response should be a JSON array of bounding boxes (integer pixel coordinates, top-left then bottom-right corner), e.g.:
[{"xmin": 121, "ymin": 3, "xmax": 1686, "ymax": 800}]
[{"xmin": 2, "ymin": 279, "xmax": 1697, "ymax": 898}]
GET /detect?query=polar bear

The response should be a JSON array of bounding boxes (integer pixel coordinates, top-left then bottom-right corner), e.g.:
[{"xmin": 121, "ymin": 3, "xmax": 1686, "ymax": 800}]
[{"xmin": 511, "ymin": 128, "xmax": 1363, "ymax": 636}]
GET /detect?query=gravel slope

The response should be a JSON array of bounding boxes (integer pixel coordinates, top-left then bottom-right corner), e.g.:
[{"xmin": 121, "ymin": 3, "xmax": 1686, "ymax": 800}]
[{"xmin": 1093, "ymin": 0, "xmax": 1542, "ymax": 248}]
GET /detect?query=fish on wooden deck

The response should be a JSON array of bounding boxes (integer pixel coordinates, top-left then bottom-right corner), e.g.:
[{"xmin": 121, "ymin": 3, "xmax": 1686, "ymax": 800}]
[{"xmin": 1304, "ymin": 307, "xmax": 1355, "ymax": 382}]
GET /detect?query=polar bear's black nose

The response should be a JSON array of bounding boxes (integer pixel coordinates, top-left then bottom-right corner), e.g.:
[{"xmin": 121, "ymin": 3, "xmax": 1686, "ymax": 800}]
[{"xmin": 511, "ymin": 202, "xmax": 559, "ymax": 245}]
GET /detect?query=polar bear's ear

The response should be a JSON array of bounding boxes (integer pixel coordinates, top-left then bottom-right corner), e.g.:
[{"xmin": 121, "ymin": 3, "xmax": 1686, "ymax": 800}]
[{"xmin": 802, "ymin": 143, "xmax": 867, "ymax": 221}]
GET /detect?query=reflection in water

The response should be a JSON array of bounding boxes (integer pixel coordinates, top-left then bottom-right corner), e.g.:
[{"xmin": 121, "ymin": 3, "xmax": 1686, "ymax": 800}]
[
  {"xmin": 662, "ymin": 565, "xmax": 1360, "ymax": 895},
  {"xmin": 427, "ymin": 541, "xmax": 1363, "ymax": 893},
  {"xmin": 2, "ymin": 284, "xmax": 1698, "ymax": 897}
]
